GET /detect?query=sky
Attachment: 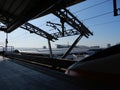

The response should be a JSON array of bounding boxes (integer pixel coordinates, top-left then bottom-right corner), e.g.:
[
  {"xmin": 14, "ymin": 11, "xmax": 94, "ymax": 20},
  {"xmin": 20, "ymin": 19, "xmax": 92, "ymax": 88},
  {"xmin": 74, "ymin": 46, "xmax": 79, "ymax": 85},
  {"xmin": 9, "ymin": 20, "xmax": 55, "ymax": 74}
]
[{"xmin": 0, "ymin": 0, "xmax": 120, "ymax": 48}]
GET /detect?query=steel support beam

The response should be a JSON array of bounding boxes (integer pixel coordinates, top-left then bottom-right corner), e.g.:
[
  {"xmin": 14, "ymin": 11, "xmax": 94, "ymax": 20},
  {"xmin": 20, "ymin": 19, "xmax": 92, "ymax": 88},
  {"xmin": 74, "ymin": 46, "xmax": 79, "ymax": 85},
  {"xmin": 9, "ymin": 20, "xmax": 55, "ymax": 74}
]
[
  {"xmin": 48, "ymin": 40, "xmax": 53, "ymax": 58},
  {"xmin": 51, "ymin": 29, "xmax": 80, "ymax": 38},
  {"xmin": 53, "ymin": 8, "xmax": 93, "ymax": 38},
  {"xmin": 46, "ymin": 21, "xmax": 62, "ymax": 34},
  {"xmin": 62, "ymin": 35, "xmax": 83, "ymax": 58},
  {"xmin": 60, "ymin": 19, "xmax": 65, "ymax": 36},
  {"xmin": 20, "ymin": 23, "xmax": 57, "ymax": 41},
  {"xmin": 52, "ymin": 8, "xmax": 93, "ymax": 58},
  {"xmin": 46, "ymin": 21, "xmax": 80, "ymax": 38}
]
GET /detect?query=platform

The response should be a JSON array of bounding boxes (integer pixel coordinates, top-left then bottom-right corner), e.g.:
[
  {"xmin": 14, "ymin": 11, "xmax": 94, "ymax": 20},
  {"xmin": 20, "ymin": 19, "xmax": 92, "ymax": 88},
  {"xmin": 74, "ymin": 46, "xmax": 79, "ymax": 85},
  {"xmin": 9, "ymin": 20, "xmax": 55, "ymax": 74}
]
[
  {"xmin": 0, "ymin": 56, "xmax": 82, "ymax": 90},
  {"xmin": 0, "ymin": 56, "xmax": 117, "ymax": 90}
]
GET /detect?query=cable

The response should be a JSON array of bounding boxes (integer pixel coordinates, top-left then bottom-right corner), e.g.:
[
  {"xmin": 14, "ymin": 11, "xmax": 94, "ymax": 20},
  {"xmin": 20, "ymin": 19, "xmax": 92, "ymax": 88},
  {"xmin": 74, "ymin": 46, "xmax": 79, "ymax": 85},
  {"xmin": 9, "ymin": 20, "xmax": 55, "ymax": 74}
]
[
  {"xmin": 73, "ymin": 0, "xmax": 111, "ymax": 14},
  {"xmin": 82, "ymin": 11, "xmax": 113, "ymax": 21},
  {"xmin": 89, "ymin": 20, "xmax": 120, "ymax": 27}
]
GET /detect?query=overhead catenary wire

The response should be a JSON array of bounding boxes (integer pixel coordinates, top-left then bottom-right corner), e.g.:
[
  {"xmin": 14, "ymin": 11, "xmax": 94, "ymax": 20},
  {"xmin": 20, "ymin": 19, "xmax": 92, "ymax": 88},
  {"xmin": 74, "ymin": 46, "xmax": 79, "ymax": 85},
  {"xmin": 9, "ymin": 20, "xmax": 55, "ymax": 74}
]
[
  {"xmin": 82, "ymin": 11, "xmax": 113, "ymax": 21},
  {"xmin": 89, "ymin": 20, "xmax": 120, "ymax": 27},
  {"xmin": 72, "ymin": 0, "xmax": 111, "ymax": 14}
]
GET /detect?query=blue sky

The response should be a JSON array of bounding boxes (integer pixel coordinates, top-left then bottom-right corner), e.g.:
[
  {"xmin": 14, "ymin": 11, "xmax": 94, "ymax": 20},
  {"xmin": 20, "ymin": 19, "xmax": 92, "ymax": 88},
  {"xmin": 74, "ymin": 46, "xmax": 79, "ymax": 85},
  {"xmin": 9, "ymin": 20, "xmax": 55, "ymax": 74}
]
[{"xmin": 0, "ymin": 0, "xmax": 120, "ymax": 48}]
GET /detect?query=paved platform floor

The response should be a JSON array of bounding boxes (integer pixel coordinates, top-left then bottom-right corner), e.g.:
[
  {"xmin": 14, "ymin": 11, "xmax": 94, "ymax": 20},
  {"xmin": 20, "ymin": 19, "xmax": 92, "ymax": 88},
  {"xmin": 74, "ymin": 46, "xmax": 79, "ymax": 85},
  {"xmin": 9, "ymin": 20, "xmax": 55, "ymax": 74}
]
[
  {"xmin": 0, "ymin": 56, "xmax": 118, "ymax": 90},
  {"xmin": 0, "ymin": 56, "xmax": 84, "ymax": 90}
]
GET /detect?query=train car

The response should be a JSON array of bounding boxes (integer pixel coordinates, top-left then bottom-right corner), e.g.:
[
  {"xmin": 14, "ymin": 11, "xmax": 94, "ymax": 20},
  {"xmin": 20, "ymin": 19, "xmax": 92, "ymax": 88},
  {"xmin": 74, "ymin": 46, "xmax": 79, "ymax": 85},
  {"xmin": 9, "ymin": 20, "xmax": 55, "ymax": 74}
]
[{"xmin": 65, "ymin": 44, "xmax": 120, "ymax": 87}]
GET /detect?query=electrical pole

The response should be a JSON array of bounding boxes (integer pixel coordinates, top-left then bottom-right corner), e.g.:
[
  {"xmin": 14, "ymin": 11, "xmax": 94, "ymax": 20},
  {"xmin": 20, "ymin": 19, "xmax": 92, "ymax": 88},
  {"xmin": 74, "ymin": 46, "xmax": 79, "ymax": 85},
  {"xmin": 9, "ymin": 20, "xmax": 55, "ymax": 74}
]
[
  {"xmin": 5, "ymin": 32, "xmax": 8, "ymax": 53},
  {"xmin": 113, "ymin": 0, "xmax": 118, "ymax": 16}
]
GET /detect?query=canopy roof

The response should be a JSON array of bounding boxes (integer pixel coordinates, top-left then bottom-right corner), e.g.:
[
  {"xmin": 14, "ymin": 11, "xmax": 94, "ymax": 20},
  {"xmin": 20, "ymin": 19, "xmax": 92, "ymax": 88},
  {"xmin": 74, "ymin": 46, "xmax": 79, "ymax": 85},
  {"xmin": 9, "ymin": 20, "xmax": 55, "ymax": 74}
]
[{"xmin": 0, "ymin": 0, "xmax": 85, "ymax": 33}]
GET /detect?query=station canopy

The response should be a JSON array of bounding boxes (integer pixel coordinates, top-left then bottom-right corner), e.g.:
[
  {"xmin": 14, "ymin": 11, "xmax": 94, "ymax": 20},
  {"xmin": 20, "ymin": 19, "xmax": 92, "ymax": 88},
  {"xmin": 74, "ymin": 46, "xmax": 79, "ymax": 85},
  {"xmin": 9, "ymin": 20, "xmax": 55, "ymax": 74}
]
[{"xmin": 0, "ymin": 0, "xmax": 84, "ymax": 33}]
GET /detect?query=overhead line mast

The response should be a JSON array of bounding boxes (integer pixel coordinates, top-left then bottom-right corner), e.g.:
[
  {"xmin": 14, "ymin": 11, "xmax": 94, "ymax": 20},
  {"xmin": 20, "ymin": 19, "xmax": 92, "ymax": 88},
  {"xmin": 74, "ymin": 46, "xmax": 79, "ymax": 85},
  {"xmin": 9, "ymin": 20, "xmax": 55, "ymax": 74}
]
[
  {"xmin": 20, "ymin": 22, "xmax": 57, "ymax": 41},
  {"xmin": 53, "ymin": 8, "xmax": 93, "ymax": 38},
  {"xmin": 51, "ymin": 8, "xmax": 93, "ymax": 58},
  {"xmin": 113, "ymin": 0, "xmax": 120, "ymax": 16}
]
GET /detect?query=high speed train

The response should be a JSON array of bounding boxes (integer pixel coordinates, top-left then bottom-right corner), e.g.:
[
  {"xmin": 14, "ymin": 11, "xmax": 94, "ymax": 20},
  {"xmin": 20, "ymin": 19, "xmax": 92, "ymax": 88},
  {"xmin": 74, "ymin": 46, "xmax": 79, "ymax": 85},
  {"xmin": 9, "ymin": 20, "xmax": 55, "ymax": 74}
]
[{"xmin": 65, "ymin": 44, "xmax": 120, "ymax": 87}]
